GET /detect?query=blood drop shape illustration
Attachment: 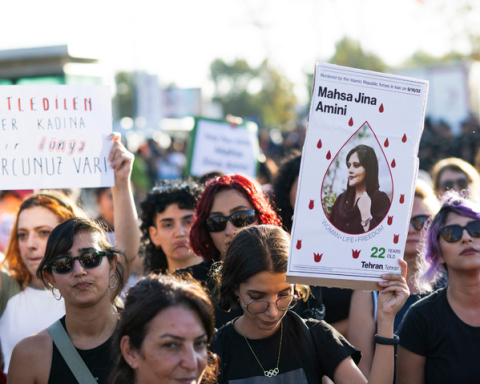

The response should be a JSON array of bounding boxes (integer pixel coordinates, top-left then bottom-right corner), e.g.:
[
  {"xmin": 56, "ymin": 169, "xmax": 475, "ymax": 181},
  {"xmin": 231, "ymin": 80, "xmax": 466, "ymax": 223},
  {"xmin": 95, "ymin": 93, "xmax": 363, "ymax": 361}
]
[
  {"xmin": 309, "ymin": 200, "xmax": 314, "ymax": 210},
  {"xmin": 388, "ymin": 216, "xmax": 393, "ymax": 225},
  {"xmin": 348, "ymin": 117, "xmax": 354, "ymax": 126},
  {"xmin": 379, "ymin": 104, "xmax": 384, "ymax": 113},
  {"xmin": 352, "ymin": 249, "xmax": 361, "ymax": 259},
  {"xmin": 391, "ymin": 159, "xmax": 396, "ymax": 168},
  {"xmin": 402, "ymin": 134, "xmax": 407, "ymax": 143},
  {"xmin": 400, "ymin": 194, "xmax": 405, "ymax": 204},
  {"xmin": 296, "ymin": 240, "xmax": 302, "ymax": 250},
  {"xmin": 393, "ymin": 234, "xmax": 399, "ymax": 244},
  {"xmin": 384, "ymin": 138, "xmax": 389, "ymax": 147},
  {"xmin": 321, "ymin": 122, "xmax": 393, "ymax": 233},
  {"xmin": 317, "ymin": 139, "xmax": 322, "ymax": 149},
  {"xmin": 314, "ymin": 253, "xmax": 322, "ymax": 262}
]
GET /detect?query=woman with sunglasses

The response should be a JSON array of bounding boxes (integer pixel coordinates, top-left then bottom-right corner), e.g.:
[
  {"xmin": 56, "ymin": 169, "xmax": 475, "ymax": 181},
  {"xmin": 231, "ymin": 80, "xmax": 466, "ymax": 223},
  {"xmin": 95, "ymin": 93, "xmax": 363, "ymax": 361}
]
[
  {"xmin": 348, "ymin": 180, "xmax": 440, "ymax": 378},
  {"xmin": 8, "ymin": 218, "xmax": 128, "ymax": 384},
  {"xmin": 0, "ymin": 134, "xmax": 139, "ymax": 375},
  {"xmin": 396, "ymin": 191, "xmax": 480, "ymax": 384},
  {"xmin": 212, "ymin": 225, "xmax": 409, "ymax": 384}
]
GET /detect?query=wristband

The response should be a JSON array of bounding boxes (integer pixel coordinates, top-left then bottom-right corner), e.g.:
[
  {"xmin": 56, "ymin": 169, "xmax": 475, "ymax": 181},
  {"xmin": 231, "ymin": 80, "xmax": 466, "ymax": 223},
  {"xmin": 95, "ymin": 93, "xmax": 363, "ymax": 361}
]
[{"xmin": 374, "ymin": 334, "xmax": 399, "ymax": 345}]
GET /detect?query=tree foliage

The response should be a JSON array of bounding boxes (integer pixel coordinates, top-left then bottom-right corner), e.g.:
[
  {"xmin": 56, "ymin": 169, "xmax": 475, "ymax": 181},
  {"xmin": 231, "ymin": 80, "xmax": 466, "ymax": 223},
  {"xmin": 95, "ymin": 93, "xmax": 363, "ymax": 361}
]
[
  {"xmin": 329, "ymin": 37, "xmax": 387, "ymax": 73},
  {"xmin": 113, "ymin": 71, "xmax": 135, "ymax": 119},
  {"xmin": 210, "ymin": 58, "xmax": 297, "ymax": 128}
]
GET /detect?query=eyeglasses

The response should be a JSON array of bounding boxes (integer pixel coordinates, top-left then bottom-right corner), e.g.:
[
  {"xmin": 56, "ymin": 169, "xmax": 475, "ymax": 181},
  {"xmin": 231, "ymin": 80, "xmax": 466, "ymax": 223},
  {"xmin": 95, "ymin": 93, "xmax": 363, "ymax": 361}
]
[
  {"xmin": 47, "ymin": 250, "xmax": 107, "ymax": 274},
  {"xmin": 205, "ymin": 210, "xmax": 256, "ymax": 232},
  {"xmin": 237, "ymin": 290, "xmax": 298, "ymax": 314},
  {"xmin": 439, "ymin": 220, "xmax": 480, "ymax": 243},
  {"xmin": 440, "ymin": 178, "xmax": 470, "ymax": 192},
  {"xmin": 410, "ymin": 215, "xmax": 430, "ymax": 231}
]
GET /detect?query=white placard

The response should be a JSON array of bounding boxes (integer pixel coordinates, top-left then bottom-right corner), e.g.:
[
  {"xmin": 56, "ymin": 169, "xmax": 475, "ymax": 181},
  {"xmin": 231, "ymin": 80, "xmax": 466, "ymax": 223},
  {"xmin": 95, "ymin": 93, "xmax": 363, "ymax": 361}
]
[
  {"xmin": 286, "ymin": 63, "xmax": 428, "ymax": 290},
  {"xmin": 0, "ymin": 85, "xmax": 114, "ymax": 190},
  {"xmin": 190, "ymin": 119, "xmax": 259, "ymax": 178}
]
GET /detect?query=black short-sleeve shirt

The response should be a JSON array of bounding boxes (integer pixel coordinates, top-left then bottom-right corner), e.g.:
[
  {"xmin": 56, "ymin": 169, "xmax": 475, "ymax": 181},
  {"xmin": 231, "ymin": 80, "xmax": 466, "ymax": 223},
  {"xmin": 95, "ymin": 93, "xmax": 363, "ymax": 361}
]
[
  {"xmin": 211, "ymin": 311, "xmax": 360, "ymax": 384},
  {"xmin": 397, "ymin": 288, "xmax": 480, "ymax": 384}
]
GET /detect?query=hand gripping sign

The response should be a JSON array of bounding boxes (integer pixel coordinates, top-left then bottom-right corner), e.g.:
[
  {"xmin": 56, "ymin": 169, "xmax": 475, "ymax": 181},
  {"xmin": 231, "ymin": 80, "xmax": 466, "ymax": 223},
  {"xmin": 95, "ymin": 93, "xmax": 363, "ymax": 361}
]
[
  {"xmin": 286, "ymin": 63, "xmax": 428, "ymax": 290},
  {"xmin": 0, "ymin": 85, "xmax": 114, "ymax": 190}
]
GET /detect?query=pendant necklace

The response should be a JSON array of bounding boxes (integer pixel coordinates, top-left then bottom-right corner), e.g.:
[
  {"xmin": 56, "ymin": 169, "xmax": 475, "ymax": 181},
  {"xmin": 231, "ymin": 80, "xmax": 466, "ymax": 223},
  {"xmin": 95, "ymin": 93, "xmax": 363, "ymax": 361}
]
[{"xmin": 241, "ymin": 320, "xmax": 283, "ymax": 378}]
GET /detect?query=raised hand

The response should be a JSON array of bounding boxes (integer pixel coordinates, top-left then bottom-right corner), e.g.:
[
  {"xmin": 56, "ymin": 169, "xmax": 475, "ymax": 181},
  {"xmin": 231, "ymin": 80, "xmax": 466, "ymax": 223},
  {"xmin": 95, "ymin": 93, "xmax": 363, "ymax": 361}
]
[
  {"xmin": 377, "ymin": 259, "xmax": 410, "ymax": 320},
  {"xmin": 108, "ymin": 133, "xmax": 134, "ymax": 186}
]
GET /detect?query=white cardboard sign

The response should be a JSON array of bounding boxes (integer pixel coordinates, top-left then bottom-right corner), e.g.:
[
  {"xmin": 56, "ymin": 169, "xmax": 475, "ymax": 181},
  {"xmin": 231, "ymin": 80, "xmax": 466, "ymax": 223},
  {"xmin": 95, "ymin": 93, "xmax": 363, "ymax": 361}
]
[
  {"xmin": 0, "ymin": 85, "xmax": 114, "ymax": 190},
  {"xmin": 190, "ymin": 119, "xmax": 259, "ymax": 178},
  {"xmin": 286, "ymin": 64, "xmax": 428, "ymax": 290}
]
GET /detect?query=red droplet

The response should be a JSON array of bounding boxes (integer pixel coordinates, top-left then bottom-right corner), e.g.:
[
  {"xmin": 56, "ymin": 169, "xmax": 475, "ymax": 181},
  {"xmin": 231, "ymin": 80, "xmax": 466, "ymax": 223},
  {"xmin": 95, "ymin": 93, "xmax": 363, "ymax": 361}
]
[
  {"xmin": 393, "ymin": 234, "xmax": 399, "ymax": 244},
  {"xmin": 326, "ymin": 151, "xmax": 331, "ymax": 160},
  {"xmin": 296, "ymin": 240, "xmax": 302, "ymax": 250},
  {"xmin": 391, "ymin": 159, "xmax": 396, "ymax": 168},
  {"xmin": 384, "ymin": 138, "xmax": 389, "ymax": 147},
  {"xmin": 348, "ymin": 117, "xmax": 354, "ymax": 126},
  {"xmin": 379, "ymin": 103, "xmax": 384, "ymax": 113},
  {"xmin": 352, "ymin": 249, "xmax": 360, "ymax": 259},
  {"xmin": 402, "ymin": 134, "xmax": 407, "ymax": 143},
  {"xmin": 400, "ymin": 194, "xmax": 405, "ymax": 204},
  {"xmin": 317, "ymin": 139, "xmax": 322, "ymax": 149},
  {"xmin": 314, "ymin": 253, "xmax": 322, "ymax": 262},
  {"xmin": 309, "ymin": 200, "xmax": 314, "ymax": 209},
  {"xmin": 387, "ymin": 216, "xmax": 393, "ymax": 225}
]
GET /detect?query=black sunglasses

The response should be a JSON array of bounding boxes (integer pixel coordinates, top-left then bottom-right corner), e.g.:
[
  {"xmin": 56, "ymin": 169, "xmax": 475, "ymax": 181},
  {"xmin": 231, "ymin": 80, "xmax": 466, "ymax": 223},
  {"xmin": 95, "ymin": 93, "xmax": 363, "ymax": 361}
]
[
  {"xmin": 410, "ymin": 215, "xmax": 430, "ymax": 231},
  {"xmin": 439, "ymin": 220, "xmax": 480, "ymax": 243},
  {"xmin": 205, "ymin": 210, "xmax": 256, "ymax": 232},
  {"xmin": 47, "ymin": 250, "xmax": 107, "ymax": 274},
  {"xmin": 440, "ymin": 177, "xmax": 470, "ymax": 191}
]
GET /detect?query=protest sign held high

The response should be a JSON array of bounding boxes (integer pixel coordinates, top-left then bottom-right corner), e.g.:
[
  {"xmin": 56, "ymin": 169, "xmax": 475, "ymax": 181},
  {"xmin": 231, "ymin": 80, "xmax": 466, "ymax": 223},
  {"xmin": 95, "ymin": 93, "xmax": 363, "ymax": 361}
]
[
  {"xmin": 0, "ymin": 85, "xmax": 113, "ymax": 190},
  {"xmin": 287, "ymin": 63, "xmax": 429, "ymax": 290},
  {"xmin": 186, "ymin": 118, "xmax": 259, "ymax": 178}
]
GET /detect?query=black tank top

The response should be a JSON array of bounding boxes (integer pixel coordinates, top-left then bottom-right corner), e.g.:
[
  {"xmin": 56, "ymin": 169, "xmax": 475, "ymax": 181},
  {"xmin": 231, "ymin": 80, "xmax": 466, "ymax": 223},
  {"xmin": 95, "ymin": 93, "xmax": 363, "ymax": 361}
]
[{"xmin": 48, "ymin": 316, "xmax": 114, "ymax": 384}]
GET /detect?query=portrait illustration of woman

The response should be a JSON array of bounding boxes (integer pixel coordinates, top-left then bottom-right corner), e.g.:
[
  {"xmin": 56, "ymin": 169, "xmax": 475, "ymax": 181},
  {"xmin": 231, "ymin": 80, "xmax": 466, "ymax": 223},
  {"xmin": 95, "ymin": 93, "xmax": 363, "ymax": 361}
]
[{"xmin": 329, "ymin": 144, "xmax": 391, "ymax": 234}]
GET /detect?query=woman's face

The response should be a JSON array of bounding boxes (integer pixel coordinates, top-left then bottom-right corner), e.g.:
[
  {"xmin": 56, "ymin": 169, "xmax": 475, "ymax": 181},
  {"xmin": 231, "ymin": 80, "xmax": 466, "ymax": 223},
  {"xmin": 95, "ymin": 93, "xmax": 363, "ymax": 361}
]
[
  {"xmin": 124, "ymin": 305, "xmax": 208, "ymax": 384},
  {"xmin": 17, "ymin": 206, "xmax": 60, "ymax": 277},
  {"xmin": 149, "ymin": 203, "xmax": 195, "ymax": 262},
  {"xmin": 404, "ymin": 197, "xmax": 430, "ymax": 260},
  {"xmin": 46, "ymin": 231, "xmax": 114, "ymax": 306},
  {"xmin": 208, "ymin": 189, "xmax": 258, "ymax": 258},
  {"xmin": 437, "ymin": 169, "xmax": 471, "ymax": 197},
  {"xmin": 347, "ymin": 152, "xmax": 367, "ymax": 188},
  {"xmin": 438, "ymin": 212, "xmax": 480, "ymax": 272},
  {"xmin": 237, "ymin": 271, "xmax": 294, "ymax": 336}
]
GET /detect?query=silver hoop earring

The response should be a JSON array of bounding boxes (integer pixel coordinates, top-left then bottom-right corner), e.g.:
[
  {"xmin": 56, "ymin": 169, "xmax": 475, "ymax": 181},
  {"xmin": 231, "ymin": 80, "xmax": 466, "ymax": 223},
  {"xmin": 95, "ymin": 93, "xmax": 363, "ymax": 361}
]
[
  {"xmin": 109, "ymin": 273, "xmax": 118, "ymax": 290},
  {"xmin": 52, "ymin": 286, "xmax": 62, "ymax": 301}
]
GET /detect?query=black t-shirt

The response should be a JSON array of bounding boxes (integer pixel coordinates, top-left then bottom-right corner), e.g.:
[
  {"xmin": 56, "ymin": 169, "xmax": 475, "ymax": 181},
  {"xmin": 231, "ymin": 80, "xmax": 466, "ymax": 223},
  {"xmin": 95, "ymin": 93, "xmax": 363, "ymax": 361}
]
[
  {"xmin": 177, "ymin": 260, "xmax": 325, "ymax": 329},
  {"xmin": 397, "ymin": 288, "xmax": 480, "ymax": 384},
  {"xmin": 48, "ymin": 316, "xmax": 114, "ymax": 384},
  {"xmin": 211, "ymin": 311, "xmax": 361, "ymax": 384}
]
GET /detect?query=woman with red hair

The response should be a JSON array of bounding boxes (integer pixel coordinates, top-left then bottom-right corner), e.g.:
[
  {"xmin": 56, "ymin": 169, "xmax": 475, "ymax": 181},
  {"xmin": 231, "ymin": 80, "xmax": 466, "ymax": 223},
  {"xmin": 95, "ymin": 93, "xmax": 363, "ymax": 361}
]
[{"xmin": 181, "ymin": 174, "xmax": 324, "ymax": 328}]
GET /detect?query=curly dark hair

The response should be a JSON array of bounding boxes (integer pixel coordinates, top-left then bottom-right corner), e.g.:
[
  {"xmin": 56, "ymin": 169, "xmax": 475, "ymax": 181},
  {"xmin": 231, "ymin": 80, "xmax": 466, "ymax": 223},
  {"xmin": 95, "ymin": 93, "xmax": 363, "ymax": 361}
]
[
  {"xmin": 140, "ymin": 181, "xmax": 203, "ymax": 274},
  {"xmin": 272, "ymin": 151, "xmax": 302, "ymax": 233}
]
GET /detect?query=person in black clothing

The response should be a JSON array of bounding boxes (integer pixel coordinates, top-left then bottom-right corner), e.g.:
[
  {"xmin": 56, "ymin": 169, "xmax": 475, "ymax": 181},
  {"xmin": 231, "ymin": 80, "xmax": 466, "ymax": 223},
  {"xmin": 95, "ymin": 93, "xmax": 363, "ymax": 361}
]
[
  {"xmin": 140, "ymin": 181, "xmax": 203, "ymax": 274},
  {"xmin": 397, "ymin": 192, "xmax": 480, "ymax": 384},
  {"xmin": 179, "ymin": 174, "xmax": 324, "ymax": 329},
  {"xmin": 329, "ymin": 144, "xmax": 390, "ymax": 234},
  {"xmin": 109, "ymin": 274, "xmax": 218, "ymax": 384},
  {"xmin": 211, "ymin": 225, "xmax": 409, "ymax": 384}
]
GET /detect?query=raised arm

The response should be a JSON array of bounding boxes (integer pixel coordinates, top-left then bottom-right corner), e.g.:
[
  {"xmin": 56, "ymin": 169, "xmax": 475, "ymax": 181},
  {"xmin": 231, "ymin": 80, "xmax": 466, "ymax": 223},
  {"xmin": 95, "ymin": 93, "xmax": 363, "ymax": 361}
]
[{"xmin": 108, "ymin": 133, "xmax": 140, "ymax": 272}]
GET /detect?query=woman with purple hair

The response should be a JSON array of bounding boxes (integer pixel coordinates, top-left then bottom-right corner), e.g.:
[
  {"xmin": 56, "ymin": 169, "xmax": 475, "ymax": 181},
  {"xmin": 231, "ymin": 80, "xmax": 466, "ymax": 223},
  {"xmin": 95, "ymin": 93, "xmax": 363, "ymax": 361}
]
[{"xmin": 396, "ymin": 192, "xmax": 480, "ymax": 384}]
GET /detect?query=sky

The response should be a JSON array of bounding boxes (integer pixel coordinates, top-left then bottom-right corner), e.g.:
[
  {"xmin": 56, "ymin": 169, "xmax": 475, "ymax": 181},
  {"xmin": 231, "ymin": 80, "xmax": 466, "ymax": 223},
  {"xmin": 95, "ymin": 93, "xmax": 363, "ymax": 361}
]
[{"xmin": 1, "ymin": 0, "xmax": 478, "ymax": 102}]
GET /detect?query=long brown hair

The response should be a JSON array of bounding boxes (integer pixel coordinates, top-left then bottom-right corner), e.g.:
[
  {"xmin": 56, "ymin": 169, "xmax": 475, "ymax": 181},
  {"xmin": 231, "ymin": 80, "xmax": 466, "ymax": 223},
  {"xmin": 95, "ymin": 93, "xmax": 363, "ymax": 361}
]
[{"xmin": 1, "ymin": 192, "xmax": 84, "ymax": 288}]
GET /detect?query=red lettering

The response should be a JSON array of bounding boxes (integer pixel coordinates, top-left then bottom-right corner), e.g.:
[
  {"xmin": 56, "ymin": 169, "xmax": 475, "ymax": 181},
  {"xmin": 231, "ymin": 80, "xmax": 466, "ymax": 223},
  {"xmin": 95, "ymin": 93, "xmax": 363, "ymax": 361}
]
[
  {"xmin": 30, "ymin": 98, "xmax": 36, "ymax": 111},
  {"xmin": 73, "ymin": 97, "xmax": 78, "ymax": 110},
  {"xmin": 7, "ymin": 97, "xmax": 11, "ymax": 110},
  {"xmin": 18, "ymin": 99, "xmax": 24, "ymax": 111},
  {"xmin": 64, "ymin": 99, "xmax": 67, "ymax": 110},
  {"xmin": 55, "ymin": 98, "xmax": 58, "ymax": 109},
  {"xmin": 84, "ymin": 98, "xmax": 92, "ymax": 111},
  {"xmin": 43, "ymin": 98, "xmax": 49, "ymax": 111}
]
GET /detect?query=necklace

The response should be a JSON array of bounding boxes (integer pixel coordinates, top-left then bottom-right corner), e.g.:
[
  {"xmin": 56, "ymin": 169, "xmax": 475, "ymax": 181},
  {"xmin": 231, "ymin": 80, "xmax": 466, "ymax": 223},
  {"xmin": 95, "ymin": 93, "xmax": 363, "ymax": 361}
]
[{"xmin": 241, "ymin": 320, "xmax": 283, "ymax": 378}]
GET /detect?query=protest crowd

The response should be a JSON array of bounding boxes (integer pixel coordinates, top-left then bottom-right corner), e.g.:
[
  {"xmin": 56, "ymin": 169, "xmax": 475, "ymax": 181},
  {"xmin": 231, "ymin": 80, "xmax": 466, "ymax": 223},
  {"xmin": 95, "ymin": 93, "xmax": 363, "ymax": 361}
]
[{"xmin": 1, "ymin": 92, "xmax": 480, "ymax": 384}]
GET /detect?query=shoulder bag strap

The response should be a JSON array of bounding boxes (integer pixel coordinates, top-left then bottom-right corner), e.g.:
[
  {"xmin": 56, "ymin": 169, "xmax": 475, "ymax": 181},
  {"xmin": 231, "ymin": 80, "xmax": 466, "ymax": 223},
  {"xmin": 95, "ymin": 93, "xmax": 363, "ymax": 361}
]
[{"xmin": 48, "ymin": 320, "xmax": 98, "ymax": 384}]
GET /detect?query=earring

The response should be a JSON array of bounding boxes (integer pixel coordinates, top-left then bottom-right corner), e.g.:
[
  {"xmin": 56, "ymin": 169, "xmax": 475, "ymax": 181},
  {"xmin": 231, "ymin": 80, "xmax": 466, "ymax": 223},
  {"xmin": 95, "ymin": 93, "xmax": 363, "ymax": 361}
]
[
  {"xmin": 109, "ymin": 273, "xmax": 118, "ymax": 290},
  {"xmin": 52, "ymin": 286, "xmax": 62, "ymax": 301}
]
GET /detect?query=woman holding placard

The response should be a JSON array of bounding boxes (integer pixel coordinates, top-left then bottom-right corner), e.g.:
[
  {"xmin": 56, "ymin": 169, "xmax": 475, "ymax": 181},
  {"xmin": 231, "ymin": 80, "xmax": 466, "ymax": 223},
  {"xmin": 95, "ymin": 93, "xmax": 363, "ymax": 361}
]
[
  {"xmin": 329, "ymin": 144, "xmax": 390, "ymax": 234},
  {"xmin": 0, "ymin": 133, "xmax": 139, "ymax": 374},
  {"xmin": 211, "ymin": 225, "xmax": 409, "ymax": 384},
  {"xmin": 396, "ymin": 192, "xmax": 480, "ymax": 384}
]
